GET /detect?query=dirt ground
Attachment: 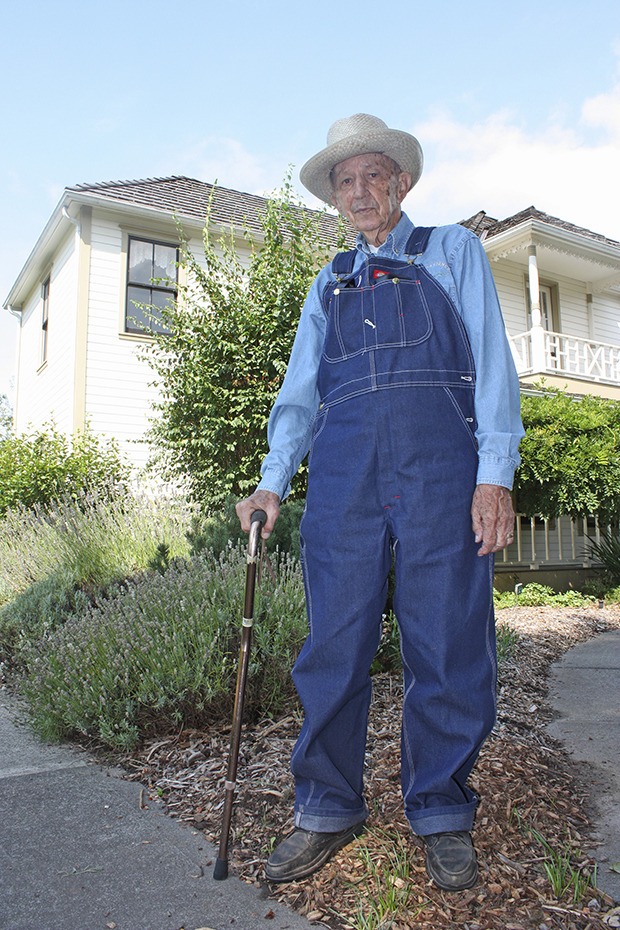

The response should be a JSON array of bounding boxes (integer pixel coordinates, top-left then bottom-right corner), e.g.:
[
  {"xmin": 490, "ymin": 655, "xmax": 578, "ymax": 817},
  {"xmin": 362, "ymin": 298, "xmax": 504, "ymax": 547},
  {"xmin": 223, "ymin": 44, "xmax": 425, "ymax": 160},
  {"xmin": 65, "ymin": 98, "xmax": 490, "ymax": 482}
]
[{"xmin": 124, "ymin": 606, "xmax": 620, "ymax": 929}]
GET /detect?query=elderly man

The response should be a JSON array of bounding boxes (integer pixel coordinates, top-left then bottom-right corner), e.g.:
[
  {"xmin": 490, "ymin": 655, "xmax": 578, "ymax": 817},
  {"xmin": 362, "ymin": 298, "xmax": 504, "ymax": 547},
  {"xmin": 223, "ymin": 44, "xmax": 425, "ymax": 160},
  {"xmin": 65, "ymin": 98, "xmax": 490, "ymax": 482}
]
[{"xmin": 236, "ymin": 114, "xmax": 524, "ymax": 891}]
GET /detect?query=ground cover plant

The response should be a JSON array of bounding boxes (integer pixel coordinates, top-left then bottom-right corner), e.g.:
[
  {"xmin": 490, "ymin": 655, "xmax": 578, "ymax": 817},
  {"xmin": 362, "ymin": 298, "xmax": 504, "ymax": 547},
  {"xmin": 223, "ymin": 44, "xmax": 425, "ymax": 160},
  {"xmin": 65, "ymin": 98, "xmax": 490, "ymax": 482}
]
[
  {"xmin": 0, "ymin": 484, "xmax": 190, "ymax": 669},
  {"xmin": 21, "ymin": 545, "xmax": 306, "ymax": 750},
  {"xmin": 493, "ymin": 582, "xmax": 596, "ymax": 609}
]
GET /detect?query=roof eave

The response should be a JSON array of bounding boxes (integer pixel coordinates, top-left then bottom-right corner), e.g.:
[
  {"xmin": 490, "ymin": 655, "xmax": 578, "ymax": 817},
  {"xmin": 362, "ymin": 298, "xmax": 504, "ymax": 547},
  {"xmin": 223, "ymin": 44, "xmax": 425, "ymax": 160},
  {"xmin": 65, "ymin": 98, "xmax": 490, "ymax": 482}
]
[
  {"xmin": 3, "ymin": 193, "xmax": 74, "ymax": 311},
  {"xmin": 483, "ymin": 217, "xmax": 620, "ymax": 268},
  {"xmin": 2, "ymin": 188, "xmax": 230, "ymax": 312}
]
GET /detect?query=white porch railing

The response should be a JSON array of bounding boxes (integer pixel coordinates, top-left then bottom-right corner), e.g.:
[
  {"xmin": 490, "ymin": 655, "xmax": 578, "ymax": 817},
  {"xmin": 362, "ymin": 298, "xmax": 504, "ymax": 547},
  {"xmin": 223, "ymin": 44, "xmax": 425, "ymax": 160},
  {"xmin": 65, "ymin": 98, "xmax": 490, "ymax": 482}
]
[
  {"xmin": 510, "ymin": 329, "xmax": 620, "ymax": 386},
  {"xmin": 496, "ymin": 513, "xmax": 607, "ymax": 570}
]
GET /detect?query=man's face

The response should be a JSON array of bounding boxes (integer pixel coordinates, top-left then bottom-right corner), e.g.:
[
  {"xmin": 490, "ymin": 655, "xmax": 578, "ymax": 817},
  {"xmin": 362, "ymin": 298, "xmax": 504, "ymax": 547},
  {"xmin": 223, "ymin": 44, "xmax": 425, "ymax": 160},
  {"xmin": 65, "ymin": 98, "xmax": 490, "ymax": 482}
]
[{"xmin": 330, "ymin": 153, "xmax": 411, "ymax": 246}]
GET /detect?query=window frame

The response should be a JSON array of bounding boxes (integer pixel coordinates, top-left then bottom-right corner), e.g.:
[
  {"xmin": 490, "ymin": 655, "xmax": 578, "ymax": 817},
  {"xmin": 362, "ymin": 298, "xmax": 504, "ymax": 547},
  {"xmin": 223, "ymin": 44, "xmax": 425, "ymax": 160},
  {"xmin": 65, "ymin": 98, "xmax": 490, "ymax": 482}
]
[
  {"xmin": 124, "ymin": 235, "xmax": 179, "ymax": 336},
  {"xmin": 41, "ymin": 275, "xmax": 50, "ymax": 365}
]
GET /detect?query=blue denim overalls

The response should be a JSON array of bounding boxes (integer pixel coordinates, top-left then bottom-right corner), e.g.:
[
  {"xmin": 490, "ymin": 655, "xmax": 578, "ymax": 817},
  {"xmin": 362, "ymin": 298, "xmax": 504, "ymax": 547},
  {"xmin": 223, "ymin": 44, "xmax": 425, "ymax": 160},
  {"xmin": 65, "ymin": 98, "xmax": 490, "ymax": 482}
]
[{"xmin": 291, "ymin": 226, "xmax": 497, "ymax": 837}]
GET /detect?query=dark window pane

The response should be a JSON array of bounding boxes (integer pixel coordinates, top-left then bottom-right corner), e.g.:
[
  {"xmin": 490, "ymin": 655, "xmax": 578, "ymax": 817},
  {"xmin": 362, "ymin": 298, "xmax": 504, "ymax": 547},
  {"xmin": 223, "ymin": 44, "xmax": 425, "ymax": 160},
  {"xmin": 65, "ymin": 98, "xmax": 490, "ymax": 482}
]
[
  {"xmin": 127, "ymin": 286, "xmax": 171, "ymax": 334},
  {"xmin": 126, "ymin": 285, "xmax": 151, "ymax": 331}
]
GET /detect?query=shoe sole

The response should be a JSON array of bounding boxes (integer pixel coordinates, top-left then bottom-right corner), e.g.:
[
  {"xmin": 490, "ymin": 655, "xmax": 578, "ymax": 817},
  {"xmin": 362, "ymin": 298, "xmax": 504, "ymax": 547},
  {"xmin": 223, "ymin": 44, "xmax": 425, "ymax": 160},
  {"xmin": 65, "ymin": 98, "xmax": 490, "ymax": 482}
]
[{"xmin": 265, "ymin": 822, "xmax": 365, "ymax": 883}]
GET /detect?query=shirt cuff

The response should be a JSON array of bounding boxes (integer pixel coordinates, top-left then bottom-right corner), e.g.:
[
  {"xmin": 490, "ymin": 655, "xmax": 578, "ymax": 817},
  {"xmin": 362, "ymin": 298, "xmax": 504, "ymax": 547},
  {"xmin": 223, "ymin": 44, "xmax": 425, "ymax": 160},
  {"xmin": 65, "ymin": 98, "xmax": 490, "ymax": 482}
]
[
  {"xmin": 476, "ymin": 455, "xmax": 518, "ymax": 491},
  {"xmin": 257, "ymin": 468, "xmax": 290, "ymax": 502}
]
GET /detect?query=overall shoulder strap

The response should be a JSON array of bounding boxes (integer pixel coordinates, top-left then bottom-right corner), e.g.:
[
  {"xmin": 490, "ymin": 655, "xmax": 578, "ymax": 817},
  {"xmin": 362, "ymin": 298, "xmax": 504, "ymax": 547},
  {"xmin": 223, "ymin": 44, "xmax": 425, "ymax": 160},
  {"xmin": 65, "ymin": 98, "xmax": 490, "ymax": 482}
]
[
  {"xmin": 404, "ymin": 226, "xmax": 435, "ymax": 256},
  {"xmin": 330, "ymin": 247, "xmax": 358, "ymax": 278},
  {"xmin": 331, "ymin": 225, "xmax": 435, "ymax": 275}
]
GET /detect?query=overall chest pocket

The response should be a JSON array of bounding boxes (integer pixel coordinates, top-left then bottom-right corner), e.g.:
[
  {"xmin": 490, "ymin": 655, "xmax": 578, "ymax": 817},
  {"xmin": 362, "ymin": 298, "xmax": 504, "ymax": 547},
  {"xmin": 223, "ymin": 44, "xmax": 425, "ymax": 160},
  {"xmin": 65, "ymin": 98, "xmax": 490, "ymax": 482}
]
[{"xmin": 323, "ymin": 278, "xmax": 433, "ymax": 362}]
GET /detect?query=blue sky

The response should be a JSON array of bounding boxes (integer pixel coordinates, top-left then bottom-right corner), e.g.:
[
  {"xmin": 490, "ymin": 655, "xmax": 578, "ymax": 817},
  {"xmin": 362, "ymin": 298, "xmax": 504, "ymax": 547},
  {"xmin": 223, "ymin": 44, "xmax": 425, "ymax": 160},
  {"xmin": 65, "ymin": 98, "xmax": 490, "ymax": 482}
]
[{"xmin": 2, "ymin": 0, "xmax": 620, "ymax": 401}]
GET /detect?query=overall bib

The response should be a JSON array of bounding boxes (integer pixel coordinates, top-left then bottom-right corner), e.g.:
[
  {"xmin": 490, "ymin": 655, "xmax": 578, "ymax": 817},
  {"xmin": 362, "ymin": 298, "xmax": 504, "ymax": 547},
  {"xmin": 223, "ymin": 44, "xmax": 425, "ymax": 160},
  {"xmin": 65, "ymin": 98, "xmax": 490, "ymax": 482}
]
[{"xmin": 291, "ymin": 227, "xmax": 497, "ymax": 838}]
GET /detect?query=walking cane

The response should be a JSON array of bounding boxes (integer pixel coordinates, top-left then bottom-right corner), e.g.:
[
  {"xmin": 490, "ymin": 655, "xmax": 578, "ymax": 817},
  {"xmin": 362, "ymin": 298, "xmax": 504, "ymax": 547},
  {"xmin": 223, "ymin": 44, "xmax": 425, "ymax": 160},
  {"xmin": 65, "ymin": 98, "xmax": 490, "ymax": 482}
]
[{"xmin": 213, "ymin": 508, "xmax": 267, "ymax": 880}]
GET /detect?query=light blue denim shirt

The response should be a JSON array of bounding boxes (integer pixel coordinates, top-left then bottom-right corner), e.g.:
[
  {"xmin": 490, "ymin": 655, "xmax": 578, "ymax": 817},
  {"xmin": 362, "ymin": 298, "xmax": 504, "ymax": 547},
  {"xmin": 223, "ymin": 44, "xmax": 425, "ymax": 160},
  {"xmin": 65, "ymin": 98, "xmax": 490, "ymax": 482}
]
[{"xmin": 257, "ymin": 212, "xmax": 524, "ymax": 500}]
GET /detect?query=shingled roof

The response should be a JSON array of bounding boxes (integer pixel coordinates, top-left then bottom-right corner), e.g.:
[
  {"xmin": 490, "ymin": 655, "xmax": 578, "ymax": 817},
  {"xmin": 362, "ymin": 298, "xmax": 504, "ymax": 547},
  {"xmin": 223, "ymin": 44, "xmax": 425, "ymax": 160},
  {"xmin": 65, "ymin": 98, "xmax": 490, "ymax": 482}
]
[
  {"xmin": 68, "ymin": 175, "xmax": 352, "ymax": 245},
  {"xmin": 460, "ymin": 205, "xmax": 620, "ymax": 248}
]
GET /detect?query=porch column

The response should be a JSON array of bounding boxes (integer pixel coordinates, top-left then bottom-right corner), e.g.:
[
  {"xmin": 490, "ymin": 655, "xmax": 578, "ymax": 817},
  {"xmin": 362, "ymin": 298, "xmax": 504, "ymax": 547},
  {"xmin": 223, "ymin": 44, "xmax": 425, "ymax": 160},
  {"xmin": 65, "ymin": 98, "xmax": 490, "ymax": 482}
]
[{"xmin": 528, "ymin": 245, "xmax": 546, "ymax": 372}]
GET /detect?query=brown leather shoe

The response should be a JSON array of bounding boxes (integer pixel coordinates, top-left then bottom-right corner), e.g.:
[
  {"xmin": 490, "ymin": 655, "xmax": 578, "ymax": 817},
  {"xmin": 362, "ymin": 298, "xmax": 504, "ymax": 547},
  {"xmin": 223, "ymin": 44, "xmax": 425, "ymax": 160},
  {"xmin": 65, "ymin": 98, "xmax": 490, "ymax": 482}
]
[
  {"xmin": 424, "ymin": 831, "xmax": 478, "ymax": 890},
  {"xmin": 265, "ymin": 822, "xmax": 365, "ymax": 882}
]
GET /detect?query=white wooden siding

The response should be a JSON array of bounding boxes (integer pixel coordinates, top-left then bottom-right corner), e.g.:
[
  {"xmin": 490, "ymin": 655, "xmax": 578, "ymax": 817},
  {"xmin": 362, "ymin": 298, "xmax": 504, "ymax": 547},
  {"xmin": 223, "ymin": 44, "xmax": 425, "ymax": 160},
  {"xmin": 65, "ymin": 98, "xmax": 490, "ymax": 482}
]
[
  {"xmin": 14, "ymin": 229, "xmax": 78, "ymax": 434},
  {"xmin": 591, "ymin": 291, "xmax": 620, "ymax": 345},
  {"xmin": 84, "ymin": 213, "xmax": 227, "ymax": 472},
  {"xmin": 489, "ymin": 259, "xmax": 528, "ymax": 336},
  {"xmin": 556, "ymin": 277, "xmax": 591, "ymax": 340}
]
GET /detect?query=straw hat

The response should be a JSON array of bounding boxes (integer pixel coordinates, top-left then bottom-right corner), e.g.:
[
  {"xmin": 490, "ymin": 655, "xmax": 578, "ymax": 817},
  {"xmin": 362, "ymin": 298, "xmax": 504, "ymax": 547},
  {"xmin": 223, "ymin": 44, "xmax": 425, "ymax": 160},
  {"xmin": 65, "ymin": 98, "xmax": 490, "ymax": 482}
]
[{"xmin": 300, "ymin": 113, "xmax": 423, "ymax": 204}]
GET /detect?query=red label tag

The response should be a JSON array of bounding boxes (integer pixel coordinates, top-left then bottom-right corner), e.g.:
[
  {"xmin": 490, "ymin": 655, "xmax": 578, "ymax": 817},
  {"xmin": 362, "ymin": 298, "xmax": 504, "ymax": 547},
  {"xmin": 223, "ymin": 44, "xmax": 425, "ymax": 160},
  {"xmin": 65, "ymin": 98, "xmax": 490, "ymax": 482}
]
[{"xmin": 373, "ymin": 269, "xmax": 389, "ymax": 279}]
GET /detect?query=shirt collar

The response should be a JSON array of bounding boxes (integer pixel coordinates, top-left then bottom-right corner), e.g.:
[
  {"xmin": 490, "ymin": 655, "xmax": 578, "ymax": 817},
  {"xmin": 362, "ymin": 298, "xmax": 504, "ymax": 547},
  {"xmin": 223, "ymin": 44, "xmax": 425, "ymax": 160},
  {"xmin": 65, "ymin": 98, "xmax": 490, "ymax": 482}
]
[{"xmin": 356, "ymin": 212, "xmax": 415, "ymax": 258}]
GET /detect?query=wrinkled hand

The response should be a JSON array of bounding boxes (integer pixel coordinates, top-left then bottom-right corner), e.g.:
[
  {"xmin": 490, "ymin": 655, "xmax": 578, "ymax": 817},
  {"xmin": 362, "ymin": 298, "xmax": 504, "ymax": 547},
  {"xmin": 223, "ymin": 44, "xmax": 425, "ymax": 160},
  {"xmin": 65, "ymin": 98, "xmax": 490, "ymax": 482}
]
[
  {"xmin": 235, "ymin": 489, "xmax": 281, "ymax": 539},
  {"xmin": 471, "ymin": 484, "xmax": 515, "ymax": 557}
]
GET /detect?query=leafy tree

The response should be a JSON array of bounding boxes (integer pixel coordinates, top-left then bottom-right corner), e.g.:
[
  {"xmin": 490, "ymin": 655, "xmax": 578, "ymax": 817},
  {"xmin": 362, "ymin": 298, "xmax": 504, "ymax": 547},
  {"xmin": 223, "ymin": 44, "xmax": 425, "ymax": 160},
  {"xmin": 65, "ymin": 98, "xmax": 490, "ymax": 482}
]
[
  {"xmin": 0, "ymin": 394, "xmax": 12, "ymax": 441},
  {"xmin": 0, "ymin": 423, "xmax": 128, "ymax": 515},
  {"xmin": 515, "ymin": 388, "xmax": 620, "ymax": 520},
  {"xmin": 143, "ymin": 176, "xmax": 346, "ymax": 508}
]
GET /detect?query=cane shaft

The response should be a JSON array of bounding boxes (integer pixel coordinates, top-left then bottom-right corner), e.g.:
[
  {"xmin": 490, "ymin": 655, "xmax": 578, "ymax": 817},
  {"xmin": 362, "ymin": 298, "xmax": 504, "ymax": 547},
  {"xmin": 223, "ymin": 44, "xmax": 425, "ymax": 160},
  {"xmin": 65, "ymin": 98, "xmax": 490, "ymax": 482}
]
[{"xmin": 214, "ymin": 513, "xmax": 263, "ymax": 879}]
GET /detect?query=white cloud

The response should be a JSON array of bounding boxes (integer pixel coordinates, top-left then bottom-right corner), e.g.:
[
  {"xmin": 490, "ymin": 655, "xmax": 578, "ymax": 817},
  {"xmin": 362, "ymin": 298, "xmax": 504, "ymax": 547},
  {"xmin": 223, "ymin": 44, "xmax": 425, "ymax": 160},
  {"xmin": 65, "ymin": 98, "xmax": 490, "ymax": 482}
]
[
  {"xmin": 171, "ymin": 135, "xmax": 283, "ymax": 197},
  {"xmin": 404, "ymin": 78, "xmax": 620, "ymax": 241}
]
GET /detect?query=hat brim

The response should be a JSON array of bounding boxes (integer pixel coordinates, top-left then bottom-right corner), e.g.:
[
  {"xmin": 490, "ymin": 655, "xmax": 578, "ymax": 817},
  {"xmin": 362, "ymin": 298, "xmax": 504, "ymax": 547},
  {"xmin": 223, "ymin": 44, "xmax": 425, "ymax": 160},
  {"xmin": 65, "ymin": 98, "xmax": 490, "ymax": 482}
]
[{"xmin": 300, "ymin": 128, "xmax": 423, "ymax": 204}]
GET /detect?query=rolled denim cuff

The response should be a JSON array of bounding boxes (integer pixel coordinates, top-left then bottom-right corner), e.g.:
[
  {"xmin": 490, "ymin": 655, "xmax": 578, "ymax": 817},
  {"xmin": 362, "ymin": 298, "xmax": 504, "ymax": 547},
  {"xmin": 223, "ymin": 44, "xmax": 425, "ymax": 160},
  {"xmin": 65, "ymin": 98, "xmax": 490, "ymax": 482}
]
[{"xmin": 407, "ymin": 798, "xmax": 478, "ymax": 837}]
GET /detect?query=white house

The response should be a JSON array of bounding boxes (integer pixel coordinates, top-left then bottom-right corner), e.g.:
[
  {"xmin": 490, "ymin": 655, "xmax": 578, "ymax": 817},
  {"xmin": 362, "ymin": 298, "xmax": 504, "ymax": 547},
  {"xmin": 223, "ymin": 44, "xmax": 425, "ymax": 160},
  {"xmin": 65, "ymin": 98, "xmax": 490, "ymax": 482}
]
[
  {"xmin": 3, "ymin": 177, "xmax": 345, "ymax": 471},
  {"xmin": 4, "ymin": 179, "xmax": 620, "ymax": 581}
]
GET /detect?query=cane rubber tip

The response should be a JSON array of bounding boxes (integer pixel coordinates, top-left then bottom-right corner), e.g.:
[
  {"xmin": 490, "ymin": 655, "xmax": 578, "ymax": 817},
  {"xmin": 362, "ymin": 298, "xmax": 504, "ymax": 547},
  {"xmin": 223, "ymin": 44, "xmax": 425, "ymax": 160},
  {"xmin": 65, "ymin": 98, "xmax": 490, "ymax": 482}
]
[{"xmin": 213, "ymin": 857, "xmax": 229, "ymax": 880}]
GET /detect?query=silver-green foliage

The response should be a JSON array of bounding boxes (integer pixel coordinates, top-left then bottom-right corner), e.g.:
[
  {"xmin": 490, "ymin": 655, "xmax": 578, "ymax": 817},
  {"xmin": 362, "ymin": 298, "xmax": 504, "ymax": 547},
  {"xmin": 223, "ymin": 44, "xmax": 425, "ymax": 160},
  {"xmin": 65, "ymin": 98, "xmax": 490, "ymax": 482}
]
[
  {"xmin": 0, "ymin": 485, "xmax": 190, "ymax": 602},
  {"xmin": 0, "ymin": 486, "xmax": 191, "ymax": 663},
  {"xmin": 22, "ymin": 546, "xmax": 307, "ymax": 750}
]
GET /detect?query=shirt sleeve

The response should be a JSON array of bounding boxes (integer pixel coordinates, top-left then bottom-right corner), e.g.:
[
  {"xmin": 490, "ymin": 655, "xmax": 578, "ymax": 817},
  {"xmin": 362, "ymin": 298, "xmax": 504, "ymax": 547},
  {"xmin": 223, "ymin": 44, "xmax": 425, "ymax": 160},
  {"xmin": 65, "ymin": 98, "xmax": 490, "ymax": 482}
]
[
  {"xmin": 256, "ymin": 274, "xmax": 327, "ymax": 500},
  {"xmin": 447, "ymin": 230, "xmax": 525, "ymax": 490}
]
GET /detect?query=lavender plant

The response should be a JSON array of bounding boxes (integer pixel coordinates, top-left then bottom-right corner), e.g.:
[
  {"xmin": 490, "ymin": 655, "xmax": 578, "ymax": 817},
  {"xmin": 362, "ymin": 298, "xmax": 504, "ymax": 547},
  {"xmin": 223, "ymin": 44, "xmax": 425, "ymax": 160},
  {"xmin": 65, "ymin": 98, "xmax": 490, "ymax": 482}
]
[
  {"xmin": 22, "ymin": 546, "xmax": 307, "ymax": 750},
  {"xmin": 0, "ymin": 484, "xmax": 190, "ymax": 600},
  {"xmin": 0, "ymin": 485, "xmax": 191, "ymax": 667}
]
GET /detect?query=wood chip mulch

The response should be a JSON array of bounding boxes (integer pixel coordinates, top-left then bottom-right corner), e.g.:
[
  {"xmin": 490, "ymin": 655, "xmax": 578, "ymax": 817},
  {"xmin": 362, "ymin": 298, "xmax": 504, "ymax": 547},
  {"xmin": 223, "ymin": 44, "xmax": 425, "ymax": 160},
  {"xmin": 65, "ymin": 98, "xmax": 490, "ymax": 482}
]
[{"xmin": 123, "ymin": 606, "xmax": 620, "ymax": 929}]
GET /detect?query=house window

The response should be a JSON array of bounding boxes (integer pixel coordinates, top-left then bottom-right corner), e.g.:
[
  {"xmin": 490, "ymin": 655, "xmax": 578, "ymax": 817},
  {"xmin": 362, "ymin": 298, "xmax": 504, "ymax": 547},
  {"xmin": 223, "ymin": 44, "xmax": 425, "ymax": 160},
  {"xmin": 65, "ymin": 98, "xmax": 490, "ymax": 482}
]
[
  {"xmin": 125, "ymin": 237, "xmax": 178, "ymax": 334},
  {"xmin": 41, "ymin": 276, "xmax": 50, "ymax": 364}
]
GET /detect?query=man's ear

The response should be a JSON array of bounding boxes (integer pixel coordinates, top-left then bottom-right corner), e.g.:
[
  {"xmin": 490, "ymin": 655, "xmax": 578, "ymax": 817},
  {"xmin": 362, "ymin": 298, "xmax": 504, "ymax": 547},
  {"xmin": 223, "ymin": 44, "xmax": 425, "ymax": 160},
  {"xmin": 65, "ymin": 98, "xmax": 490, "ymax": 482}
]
[{"xmin": 397, "ymin": 172, "xmax": 412, "ymax": 203}]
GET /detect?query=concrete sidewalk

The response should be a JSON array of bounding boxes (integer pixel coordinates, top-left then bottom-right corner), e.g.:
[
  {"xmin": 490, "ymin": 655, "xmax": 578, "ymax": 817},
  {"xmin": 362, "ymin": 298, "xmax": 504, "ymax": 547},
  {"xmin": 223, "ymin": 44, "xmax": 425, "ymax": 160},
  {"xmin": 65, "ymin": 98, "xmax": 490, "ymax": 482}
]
[
  {"xmin": 547, "ymin": 628, "xmax": 620, "ymax": 904},
  {"xmin": 0, "ymin": 693, "xmax": 317, "ymax": 930}
]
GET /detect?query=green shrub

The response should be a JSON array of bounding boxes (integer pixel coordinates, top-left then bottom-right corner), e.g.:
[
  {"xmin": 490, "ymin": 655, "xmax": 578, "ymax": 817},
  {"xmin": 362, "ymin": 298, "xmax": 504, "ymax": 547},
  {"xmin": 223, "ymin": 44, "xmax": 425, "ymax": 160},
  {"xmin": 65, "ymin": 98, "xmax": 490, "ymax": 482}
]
[
  {"xmin": 143, "ymin": 178, "xmax": 347, "ymax": 508},
  {"xmin": 188, "ymin": 497, "xmax": 305, "ymax": 560},
  {"xmin": 587, "ymin": 530, "xmax": 620, "ymax": 585},
  {"xmin": 21, "ymin": 546, "xmax": 307, "ymax": 750},
  {"xmin": 0, "ymin": 424, "xmax": 128, "ymax": 516},
  {"xmin": 493, "ymin": 583, "xmax": 595, "ymax": 609}
]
